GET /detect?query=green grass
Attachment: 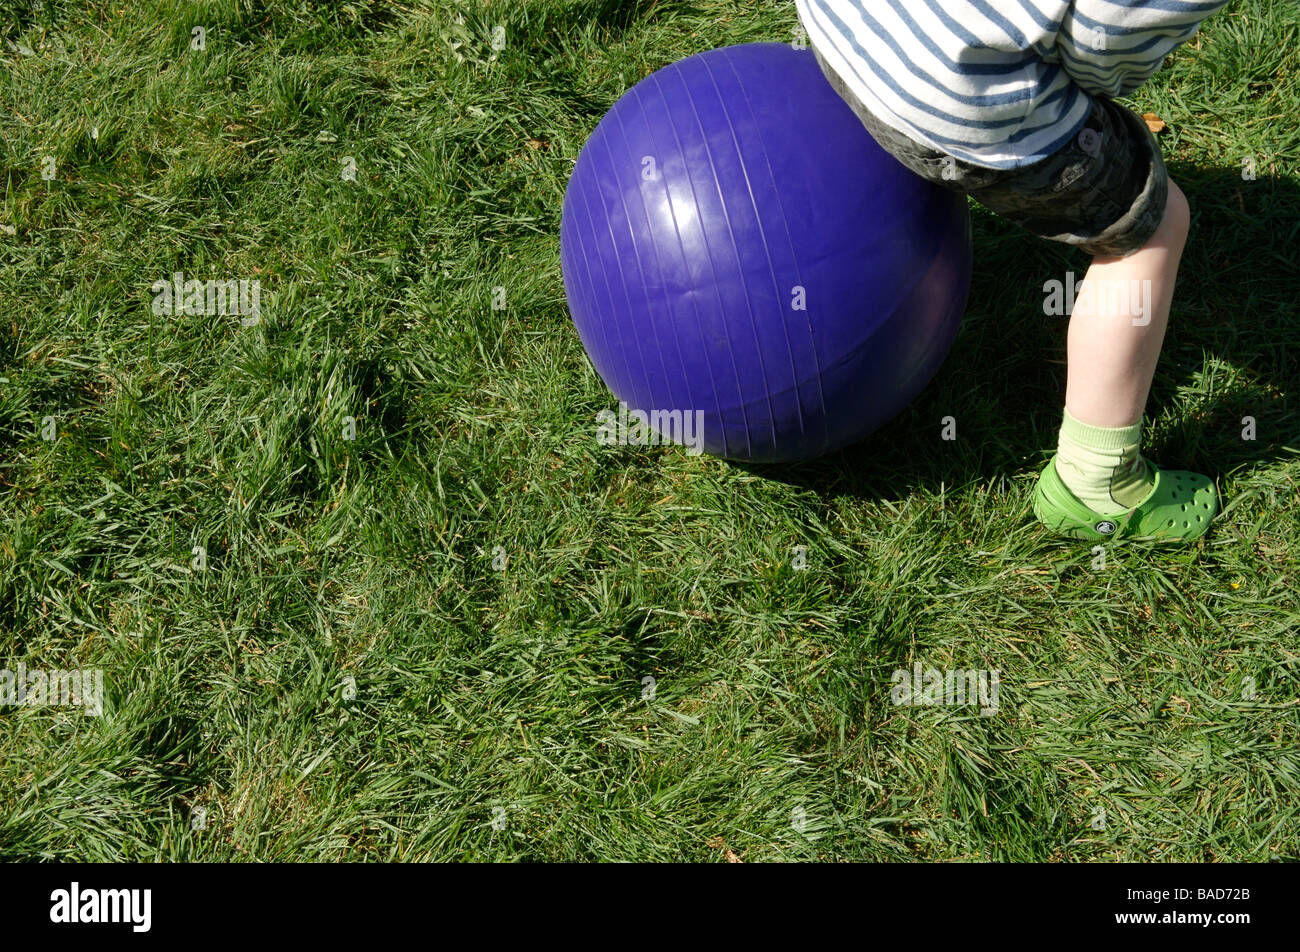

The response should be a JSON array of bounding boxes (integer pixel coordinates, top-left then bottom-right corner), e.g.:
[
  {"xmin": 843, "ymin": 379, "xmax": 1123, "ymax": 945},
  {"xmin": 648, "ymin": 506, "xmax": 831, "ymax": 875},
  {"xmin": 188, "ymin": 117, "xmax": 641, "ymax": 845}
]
[{"xmin": 1, "ymin": 0, "xmax": 1297, "ymax": 862}]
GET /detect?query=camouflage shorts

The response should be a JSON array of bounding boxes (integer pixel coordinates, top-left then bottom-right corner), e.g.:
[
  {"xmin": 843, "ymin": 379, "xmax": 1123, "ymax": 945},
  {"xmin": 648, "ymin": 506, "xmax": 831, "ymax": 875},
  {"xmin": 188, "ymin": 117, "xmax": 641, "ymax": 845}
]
[{"xmin": 812, "ymin": 48, "xmax": 1168, "ymax": 258}]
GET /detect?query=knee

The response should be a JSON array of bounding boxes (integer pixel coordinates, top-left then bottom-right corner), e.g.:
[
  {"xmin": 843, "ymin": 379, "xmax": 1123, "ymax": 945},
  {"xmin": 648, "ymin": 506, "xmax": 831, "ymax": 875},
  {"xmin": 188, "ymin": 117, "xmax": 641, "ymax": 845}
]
[{"xmin": 1161, "ymin": 179, "xmax": 1191, "ymax": 246}]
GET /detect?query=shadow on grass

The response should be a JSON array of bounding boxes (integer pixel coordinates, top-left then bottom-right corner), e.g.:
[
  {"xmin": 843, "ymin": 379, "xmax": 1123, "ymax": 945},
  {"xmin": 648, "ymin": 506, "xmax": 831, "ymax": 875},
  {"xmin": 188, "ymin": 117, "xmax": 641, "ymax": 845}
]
[
  {"xmin": 737, "ymin": 161, "xmax": 1300, "ymax": 501},
  {"xmin": 578, "ymin": 0, "xmax": 677, "ymax": 34}
]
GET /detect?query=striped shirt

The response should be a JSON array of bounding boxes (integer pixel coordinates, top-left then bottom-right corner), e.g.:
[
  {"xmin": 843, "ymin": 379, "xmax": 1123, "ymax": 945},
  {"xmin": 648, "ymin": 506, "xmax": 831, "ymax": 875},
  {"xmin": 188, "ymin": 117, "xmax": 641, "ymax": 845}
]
[{"xmin": 796, "ymin": 0, "xmax": 1230, "ymax": 169}]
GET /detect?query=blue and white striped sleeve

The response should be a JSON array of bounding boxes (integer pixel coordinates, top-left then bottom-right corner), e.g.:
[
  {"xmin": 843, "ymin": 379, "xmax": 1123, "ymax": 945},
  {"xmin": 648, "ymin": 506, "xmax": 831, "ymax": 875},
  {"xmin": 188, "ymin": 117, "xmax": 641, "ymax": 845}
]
[{"xmin": 1056, "ymin": 0, "xmax": 1231, "ymax": 98}]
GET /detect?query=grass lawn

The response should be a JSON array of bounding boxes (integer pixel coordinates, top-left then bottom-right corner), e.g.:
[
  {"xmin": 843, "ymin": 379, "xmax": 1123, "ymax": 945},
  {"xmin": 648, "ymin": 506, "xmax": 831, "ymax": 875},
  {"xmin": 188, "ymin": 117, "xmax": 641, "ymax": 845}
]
[{"xmin": 1, "ymin": 0, "xmax": 1297, "ymax": 861}]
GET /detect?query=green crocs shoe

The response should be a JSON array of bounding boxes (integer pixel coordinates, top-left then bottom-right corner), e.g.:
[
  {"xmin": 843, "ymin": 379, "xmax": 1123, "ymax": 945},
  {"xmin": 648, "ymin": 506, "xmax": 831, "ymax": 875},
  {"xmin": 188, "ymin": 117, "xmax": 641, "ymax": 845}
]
[{"xmin": 1032, "ymin": 454, "xmax": 1218, "ymax": 542}]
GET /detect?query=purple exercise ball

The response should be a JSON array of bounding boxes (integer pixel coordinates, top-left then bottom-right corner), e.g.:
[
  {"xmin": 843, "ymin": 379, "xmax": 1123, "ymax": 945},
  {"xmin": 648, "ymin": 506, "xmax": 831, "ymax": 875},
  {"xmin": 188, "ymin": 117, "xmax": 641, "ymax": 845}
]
[{"xmin": 560, "ymin": 42, "xmax": 972, "ymax": 463}]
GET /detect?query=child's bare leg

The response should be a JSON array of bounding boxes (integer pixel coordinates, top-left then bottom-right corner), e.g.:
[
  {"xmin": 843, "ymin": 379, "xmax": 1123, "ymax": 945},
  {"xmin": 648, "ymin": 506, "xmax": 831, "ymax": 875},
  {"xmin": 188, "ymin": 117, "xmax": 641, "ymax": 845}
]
[
  {"xmin": 1064, "ymin": 180, "xmax": 1191, "ymax": 427},
  {"xmin": 1046, "ymin": 179, "xmax": 1197, "ymax": 517}
]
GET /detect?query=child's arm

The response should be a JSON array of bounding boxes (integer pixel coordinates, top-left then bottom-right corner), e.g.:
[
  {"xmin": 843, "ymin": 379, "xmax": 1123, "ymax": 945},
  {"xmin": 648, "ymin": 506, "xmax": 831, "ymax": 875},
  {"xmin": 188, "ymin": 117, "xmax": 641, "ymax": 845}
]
[{"xmin": 1055, "ymin": 0, "xmax": 1230, "ymax": 99}]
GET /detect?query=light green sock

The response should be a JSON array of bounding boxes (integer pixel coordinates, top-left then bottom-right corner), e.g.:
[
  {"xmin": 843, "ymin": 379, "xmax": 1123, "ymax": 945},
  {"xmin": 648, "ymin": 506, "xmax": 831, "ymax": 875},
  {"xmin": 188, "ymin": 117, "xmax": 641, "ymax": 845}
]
[{"xmin": 1055, "ymin": 408, "xmax": 1156, "ymax": 513}]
